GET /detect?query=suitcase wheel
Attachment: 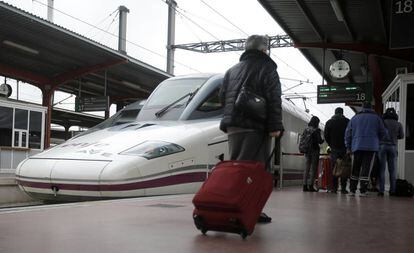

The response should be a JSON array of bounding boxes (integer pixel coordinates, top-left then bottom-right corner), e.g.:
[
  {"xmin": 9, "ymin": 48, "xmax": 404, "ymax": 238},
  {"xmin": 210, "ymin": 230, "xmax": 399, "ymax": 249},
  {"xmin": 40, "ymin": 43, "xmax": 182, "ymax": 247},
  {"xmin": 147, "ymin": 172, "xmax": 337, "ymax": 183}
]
[{"xmin": 193, "ymin": 215, "xmax": 207, "ymax": 235}]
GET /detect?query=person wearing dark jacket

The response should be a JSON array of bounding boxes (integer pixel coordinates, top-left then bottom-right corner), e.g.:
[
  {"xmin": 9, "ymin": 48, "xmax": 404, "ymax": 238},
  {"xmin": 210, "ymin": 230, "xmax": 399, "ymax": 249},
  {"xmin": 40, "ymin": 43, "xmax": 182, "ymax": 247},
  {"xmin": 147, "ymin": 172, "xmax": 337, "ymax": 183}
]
[
  {"xmin": 378, "ymin": 107, "xmax": 404, "ymax": 196},
  {"xmin": 219, "ymin": 35, "xmax": 284, "ymax": 223},
  {"xmin": 324, "ymin": 107, "xmax": 350, "ymax": 194},
  {"xmin": 345, "ymin": 101, "xmax": 387, "ymax": 197},
  {"xmin": 303, "ymin": 116, "xmax": 324, "ymax": 192}
]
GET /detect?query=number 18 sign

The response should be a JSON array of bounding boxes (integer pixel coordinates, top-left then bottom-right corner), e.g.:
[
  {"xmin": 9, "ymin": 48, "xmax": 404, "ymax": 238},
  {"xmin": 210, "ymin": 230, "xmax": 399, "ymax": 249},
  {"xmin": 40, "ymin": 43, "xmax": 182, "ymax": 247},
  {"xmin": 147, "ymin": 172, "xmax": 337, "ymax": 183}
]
[{"xmin": 390, "ymin": 0, "xmax": 414, "ymax": 49}]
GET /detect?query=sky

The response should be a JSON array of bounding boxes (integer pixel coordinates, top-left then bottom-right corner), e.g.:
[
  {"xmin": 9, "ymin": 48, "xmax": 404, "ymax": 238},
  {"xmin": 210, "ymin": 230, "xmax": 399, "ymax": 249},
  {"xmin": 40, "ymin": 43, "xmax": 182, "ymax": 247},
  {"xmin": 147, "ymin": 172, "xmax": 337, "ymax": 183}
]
[{"xmin": 1, "ymin": 0, "xmax": 355, "ymax": 127}]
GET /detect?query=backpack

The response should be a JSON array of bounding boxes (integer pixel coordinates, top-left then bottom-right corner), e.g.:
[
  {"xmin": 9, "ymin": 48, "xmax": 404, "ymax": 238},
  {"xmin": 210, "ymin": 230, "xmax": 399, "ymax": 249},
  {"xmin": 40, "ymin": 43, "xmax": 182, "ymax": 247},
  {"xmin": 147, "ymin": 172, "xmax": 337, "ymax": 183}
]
[
  {"xmin": 299, "ymin": 127, "xmax": 315, "ymax": 153},
  {"xmin": 395, "ymin": 179, "xmax": 414, "ymax": 197}
]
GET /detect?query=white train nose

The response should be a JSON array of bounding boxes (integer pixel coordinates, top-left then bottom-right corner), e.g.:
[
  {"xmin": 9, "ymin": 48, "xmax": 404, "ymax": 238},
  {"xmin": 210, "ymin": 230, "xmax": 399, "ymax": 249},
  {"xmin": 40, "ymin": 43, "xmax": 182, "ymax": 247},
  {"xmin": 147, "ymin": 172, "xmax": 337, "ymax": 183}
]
[{"xmin": 16, "ymin": 159, "xmax": 110, "ymax": 200}]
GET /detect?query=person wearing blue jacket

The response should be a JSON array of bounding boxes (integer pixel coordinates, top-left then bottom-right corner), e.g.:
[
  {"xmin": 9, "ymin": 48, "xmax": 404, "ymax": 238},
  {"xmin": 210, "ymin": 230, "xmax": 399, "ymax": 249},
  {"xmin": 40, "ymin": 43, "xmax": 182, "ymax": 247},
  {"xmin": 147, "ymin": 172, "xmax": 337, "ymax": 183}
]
[{"xmin": 345, "ymin": 101, "xmax": 387, "ymax": 197}]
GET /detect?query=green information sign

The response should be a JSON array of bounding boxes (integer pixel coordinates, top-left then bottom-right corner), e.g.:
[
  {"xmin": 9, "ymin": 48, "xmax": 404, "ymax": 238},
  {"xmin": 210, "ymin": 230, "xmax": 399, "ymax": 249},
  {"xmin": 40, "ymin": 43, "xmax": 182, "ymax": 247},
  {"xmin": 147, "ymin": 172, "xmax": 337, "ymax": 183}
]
[
  {"xmin": 317, "ymin": 83, "xmax": 372, "ymax": 104},
  {"xmin": 75, "ymin": 96, "xmax": 109, "ymax": 112}
]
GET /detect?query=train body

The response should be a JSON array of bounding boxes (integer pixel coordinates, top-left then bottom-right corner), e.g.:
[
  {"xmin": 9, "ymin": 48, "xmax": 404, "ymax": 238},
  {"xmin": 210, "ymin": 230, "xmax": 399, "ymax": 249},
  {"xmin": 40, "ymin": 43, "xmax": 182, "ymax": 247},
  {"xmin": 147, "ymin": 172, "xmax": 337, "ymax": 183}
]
[{"xmin": 16, "ymin": 74, "xmax": 313, "ymax": 201}]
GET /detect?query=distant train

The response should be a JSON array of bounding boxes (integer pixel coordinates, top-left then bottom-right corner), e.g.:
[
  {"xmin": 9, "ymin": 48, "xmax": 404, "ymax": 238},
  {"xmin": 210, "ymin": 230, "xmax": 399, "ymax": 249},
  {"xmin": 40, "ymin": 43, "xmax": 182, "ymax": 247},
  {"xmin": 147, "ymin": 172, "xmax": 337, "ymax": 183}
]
[{"xmin": 16, "ymin": 74, "xmax": 312, "ymax": 201}]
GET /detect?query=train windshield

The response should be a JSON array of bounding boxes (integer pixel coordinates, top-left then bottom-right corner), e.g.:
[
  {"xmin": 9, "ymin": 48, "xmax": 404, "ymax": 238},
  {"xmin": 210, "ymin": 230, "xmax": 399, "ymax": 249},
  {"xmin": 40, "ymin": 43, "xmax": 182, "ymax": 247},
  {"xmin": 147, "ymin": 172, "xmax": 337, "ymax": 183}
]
[
  {"xmin": 76, "ymin": 100, "xmax": 145, "ymax": 137},
  {"xmin": 146, "ymin": 78, "xmax": 206, "ymax": 108}
]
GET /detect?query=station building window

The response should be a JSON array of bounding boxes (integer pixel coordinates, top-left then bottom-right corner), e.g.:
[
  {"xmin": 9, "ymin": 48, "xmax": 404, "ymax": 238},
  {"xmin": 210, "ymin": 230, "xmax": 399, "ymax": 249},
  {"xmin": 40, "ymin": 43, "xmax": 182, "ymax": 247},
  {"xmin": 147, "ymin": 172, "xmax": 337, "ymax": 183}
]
[
  {"xmin": 0, "ymin": 105, "xmax": 44, "ymax": 150},
  {"xmin": 0, "ymin": 106, "xmax": 13, "ymax": 146},
  {"xmin": 384, "ymin": 87, "xmax": 400, "ymax": 115},
  {"xmin": 29, "ymin": 111, "xmax": 42, "ymax": 149}
]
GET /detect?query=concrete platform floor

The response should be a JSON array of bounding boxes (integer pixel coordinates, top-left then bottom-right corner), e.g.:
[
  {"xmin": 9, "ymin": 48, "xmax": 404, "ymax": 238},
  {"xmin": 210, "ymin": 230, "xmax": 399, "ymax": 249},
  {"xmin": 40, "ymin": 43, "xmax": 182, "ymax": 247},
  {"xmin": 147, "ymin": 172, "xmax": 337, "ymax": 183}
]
[{"xmin": 0, "ymin": 188, "xmax": 413, "ymax": 253}]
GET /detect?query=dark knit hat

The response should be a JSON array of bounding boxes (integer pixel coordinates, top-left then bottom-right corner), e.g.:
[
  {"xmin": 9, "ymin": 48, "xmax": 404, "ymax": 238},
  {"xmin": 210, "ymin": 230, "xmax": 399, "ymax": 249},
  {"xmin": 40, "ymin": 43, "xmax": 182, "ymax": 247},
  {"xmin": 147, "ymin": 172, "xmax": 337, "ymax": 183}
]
[{"xmin": 335, "ymin": 107, "xmax": 343, "ymax": 114}]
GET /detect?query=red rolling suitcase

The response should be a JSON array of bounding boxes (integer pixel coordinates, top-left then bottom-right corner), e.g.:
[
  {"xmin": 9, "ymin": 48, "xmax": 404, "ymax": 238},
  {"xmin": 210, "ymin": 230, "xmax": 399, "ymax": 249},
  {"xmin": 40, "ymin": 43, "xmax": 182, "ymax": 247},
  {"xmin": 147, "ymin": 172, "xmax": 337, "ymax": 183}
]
[
  {"xmin": 316, "ymin": 156, "xmax": 332, "ymax": 190},
  {"xmin": 192, "ymin": 160, "xmax": 273, "ymax": 239}
]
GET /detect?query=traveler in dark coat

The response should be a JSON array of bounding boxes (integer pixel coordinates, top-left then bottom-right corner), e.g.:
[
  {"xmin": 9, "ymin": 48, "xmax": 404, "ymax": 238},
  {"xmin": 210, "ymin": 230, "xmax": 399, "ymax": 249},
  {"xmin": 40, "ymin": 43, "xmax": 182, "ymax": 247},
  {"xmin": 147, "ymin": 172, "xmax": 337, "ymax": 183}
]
[
  {"xmin": 219, "ymin": 35, "xmax": 284, "ymax": 162},
  {"xmin": 345, "ymin": 101, "xmax": 387, "ymax": 197},
  {"xmin": 303, "ymin": 116, "xmax": 324, "ymax": 192},
  {"xmin": 219, "ymin": 35, "xmax": 284, "ymax": 223},
  {"xmin": 378, "ymin": 107, "xmax": 404, "ymax": 196},
  {"xmin": 324, "ymin": 107, "xmax": 350, "ymax": 194}
]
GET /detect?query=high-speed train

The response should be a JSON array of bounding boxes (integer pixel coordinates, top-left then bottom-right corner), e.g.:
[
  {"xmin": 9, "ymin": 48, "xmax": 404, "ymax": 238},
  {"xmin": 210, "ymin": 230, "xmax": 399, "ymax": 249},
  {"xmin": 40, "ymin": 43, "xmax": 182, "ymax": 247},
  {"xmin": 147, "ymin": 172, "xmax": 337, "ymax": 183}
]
[{"xmin": 15, "ymin": 74, "xmax": 312, "ymax": 201}]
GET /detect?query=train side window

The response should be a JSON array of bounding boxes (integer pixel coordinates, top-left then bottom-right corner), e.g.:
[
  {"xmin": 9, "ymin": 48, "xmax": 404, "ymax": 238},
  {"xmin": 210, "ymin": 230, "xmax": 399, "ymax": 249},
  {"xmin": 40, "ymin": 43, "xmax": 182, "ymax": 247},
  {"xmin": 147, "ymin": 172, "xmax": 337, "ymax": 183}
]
[
  {"xmin": 198, "ymin": 88, "xmax": 222, "ymax": 112},
  {"xmin": 188, "ymin": 88, "xmax": 223, "ymax": 120}
]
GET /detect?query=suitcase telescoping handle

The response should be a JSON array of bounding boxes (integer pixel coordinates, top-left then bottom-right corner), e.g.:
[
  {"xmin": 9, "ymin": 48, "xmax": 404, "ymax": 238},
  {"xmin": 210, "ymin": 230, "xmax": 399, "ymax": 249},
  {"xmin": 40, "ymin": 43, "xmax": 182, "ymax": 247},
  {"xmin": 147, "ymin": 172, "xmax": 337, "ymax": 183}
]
[{"xmin": 262, "ymin": 134, "xmax": 279, "ymax": 170}]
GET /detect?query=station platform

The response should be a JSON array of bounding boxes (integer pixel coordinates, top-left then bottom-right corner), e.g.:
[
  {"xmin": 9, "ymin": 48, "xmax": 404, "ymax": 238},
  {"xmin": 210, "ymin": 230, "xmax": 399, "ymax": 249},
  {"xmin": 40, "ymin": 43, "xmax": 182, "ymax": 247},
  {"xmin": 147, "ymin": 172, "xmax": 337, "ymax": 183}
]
[{"xmin": 0, "ymin": 187, "xmax": 413, "ymax": 253}]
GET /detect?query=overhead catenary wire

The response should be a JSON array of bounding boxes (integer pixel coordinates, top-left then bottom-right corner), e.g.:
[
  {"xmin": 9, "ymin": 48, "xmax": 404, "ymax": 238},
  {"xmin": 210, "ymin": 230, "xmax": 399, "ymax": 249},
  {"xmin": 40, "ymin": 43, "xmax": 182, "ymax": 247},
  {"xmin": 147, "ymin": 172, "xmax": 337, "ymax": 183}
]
[
  {"xmin": 185, "ymin": 0, "xmax": 319, "ymax": 90},
  {"xmin": 165, "ymin": 0, "xmax": 241, "ymax": 57},
  {"xmin": 280, "ymin": 76, "xmax": 312, "ymax": 84},
  {"xmin": 32, "ymin": 0, "xmax": 202, "ymax": 73},
  {"xmin": 86, "ymin": 7, "xmax": 119, "ymax": 37},
  {"xmin": 178, "ymin": 13, "xmax": 204, "ymax": 43},
  {"xmin": 97, "ymin": 11, "xmax": 119, "ymax": 44},
  {"xmin": 162, "ymin": 0, "xmax": 221, "ymax": 41},
  {"xmin": 178, "ymin": 6, "xmax": 241, "ymax": 36},
  {"xmin": 199, "ymin": 0, "xmax": 248, "ymax": 37}
]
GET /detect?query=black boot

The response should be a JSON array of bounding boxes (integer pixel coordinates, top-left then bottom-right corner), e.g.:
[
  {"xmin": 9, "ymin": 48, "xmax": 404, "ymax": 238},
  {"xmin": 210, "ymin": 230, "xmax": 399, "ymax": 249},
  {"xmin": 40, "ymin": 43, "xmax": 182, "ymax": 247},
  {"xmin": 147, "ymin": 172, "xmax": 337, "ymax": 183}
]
[
  {"xmin": 258, "ymin": 212, "xmax": 272, "ymax": 223},
  {"xmin": 308, "ymin": 185, "xmax": 317, "ymax": 192},
  {"xmin": 303, "ymin": 185, "xmax": 309, "ymax": 192}
]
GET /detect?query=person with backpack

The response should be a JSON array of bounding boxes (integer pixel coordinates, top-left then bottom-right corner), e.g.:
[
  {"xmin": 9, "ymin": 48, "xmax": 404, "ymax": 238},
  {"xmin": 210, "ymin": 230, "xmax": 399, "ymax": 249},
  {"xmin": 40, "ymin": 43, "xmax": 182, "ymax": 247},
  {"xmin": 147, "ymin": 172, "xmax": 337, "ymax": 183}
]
[
  {"xmin": 301, "ymin": 116, "xmax": 324, "ymax": 192},
  {"xmin": 324, "ymin": 107, "xmax": 350, "ymax": 194},
  {"xmin": 345, "ymin": 101, "xmax": 387, "ymax": 197},
  {"xmin": 378, "ymin": 107, "xmax": 404, "ymax": 196}
]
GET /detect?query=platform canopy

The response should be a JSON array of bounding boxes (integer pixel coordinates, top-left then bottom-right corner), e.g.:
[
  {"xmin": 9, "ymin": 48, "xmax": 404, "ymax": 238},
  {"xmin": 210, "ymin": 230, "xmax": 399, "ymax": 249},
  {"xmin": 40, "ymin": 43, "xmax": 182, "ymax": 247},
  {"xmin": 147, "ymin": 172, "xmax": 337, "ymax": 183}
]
[
  {"xmin": 0, "ymin": 1, "xmax": 171, "ymax": 102},
  {"xmin": 258, "ymin": 0, "xmax": 414, "ymax": 111},
  {"xmin": 51, "ymin": 108, "xmax": 104, "ymax": 129}
]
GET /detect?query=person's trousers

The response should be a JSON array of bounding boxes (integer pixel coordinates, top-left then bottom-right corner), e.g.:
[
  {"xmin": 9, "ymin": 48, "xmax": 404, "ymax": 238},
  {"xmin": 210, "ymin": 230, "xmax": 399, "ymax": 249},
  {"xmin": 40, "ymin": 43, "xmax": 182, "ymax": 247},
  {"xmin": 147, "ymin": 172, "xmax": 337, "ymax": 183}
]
[
  {"xmin": 303, "ymin": 150, "xmax": 319, "ymax": 186},
  {"xmin": 228, "ymin": 130, "xmax": 271, "ymax": 170},
  {"xmin": 350, "ymin": 150, "xmax": 376, "ymax": 193},
  {"xmin": 378, "ymin": 144, "xmax": 397, "ymax": 193}
]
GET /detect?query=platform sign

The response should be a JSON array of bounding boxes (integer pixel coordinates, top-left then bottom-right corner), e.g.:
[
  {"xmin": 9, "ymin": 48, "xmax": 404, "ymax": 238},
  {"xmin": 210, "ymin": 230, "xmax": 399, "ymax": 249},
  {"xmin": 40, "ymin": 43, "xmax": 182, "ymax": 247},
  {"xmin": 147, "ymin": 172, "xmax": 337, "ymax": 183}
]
[
  {"xmin": 390, "ymin": 0, "xmax": 414, "ymax": 49},
  {"xmin": 317, "ymin": 83, "xmax": 372, "ymax": 104},
  {"xmin": 75, "ymin": 96, "xmax": 109, "ymax": 112}
]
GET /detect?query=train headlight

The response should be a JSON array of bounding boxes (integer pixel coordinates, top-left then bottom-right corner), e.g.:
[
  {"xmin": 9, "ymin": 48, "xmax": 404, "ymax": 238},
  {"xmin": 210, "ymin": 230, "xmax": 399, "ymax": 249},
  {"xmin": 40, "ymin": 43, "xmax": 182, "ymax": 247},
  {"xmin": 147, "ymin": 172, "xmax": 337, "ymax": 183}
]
[{"xmin": 120, "ymin": 141, "xmax": 185, "ymax": 159}]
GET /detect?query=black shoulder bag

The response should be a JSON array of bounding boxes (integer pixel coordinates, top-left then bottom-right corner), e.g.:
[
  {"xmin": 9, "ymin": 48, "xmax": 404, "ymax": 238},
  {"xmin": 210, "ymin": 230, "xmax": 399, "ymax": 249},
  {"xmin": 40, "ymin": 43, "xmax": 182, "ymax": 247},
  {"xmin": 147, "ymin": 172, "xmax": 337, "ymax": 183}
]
[{"xmin": 234, "ymin": 85, "xmax": 267, "ymax": 121}]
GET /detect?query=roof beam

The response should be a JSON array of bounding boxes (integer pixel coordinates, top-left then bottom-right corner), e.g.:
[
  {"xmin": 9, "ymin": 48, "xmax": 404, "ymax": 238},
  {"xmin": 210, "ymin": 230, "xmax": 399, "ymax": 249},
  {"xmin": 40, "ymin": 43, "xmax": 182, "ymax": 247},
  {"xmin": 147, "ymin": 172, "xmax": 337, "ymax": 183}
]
[
  {"xmin": 295, "ymin": 42, "xmax": 414, "ymax": 62},
  {"xmin": 329, "ymin": 0, "xmax": 355, "ymax": 41},
  {"xmin": 257, "ymin": 0, "xmax": 299, "ymax": 42},
  {"xmin": 294, "ymin": 0, "xmax": 324, "ymax": 41},
  {"xmin": 339, "ymin": 6, "xmax": 355, "ymax": 41},
  {"xmin": 377, "ymin": 0, "xmax": 388, "ymax": 43},
  {"xmin": 51, "ymin": 59, "xmax": 127, "ymax": 86},
  {"xmin": 0, "ymin": 63, "xmax": 49, "ymax": 84}
]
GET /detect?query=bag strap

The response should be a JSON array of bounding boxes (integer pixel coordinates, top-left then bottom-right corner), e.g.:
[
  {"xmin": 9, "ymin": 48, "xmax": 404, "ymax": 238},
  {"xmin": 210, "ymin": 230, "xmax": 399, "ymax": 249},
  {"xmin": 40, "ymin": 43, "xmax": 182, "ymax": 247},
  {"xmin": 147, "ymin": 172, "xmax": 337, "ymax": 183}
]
[
  {"xmin": 265, "ymin": 144, "xmax": 277, "ymax": 169},
  {"xmin": 252, "ymin": 132, "xmax": 278, "ymax": 170}
]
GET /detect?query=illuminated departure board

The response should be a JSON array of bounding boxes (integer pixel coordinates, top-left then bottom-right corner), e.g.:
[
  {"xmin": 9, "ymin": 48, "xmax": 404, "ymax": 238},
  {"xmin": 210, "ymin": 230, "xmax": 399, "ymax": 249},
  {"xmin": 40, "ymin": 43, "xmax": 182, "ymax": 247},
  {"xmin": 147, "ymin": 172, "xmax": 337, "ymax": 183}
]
[{"xmin": 317, "ymin": 83, "xmax": 372, "ymax": 104}]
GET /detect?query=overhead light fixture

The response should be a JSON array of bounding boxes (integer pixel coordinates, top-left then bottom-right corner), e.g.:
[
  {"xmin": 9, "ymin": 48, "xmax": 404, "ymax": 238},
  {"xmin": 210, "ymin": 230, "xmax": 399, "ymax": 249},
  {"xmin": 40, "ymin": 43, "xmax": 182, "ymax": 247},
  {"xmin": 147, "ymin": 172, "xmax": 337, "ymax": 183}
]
[
  {"xmin": 121, "ymin": 80, "xmax": 150, "ymax": 93},
  {"xmin": 85, "ymin": 81, "xmax": 104, "ymax": 90},
  {"xmin": 3, "ymin": 40, "xmax": 39, "ymax": 55},
  {"xmin": 330, "ymin": 0, "xmax": 344, "ymax": 22}
]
